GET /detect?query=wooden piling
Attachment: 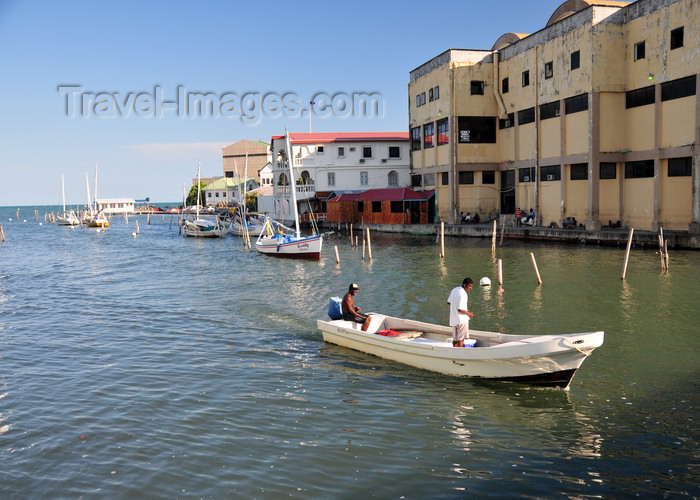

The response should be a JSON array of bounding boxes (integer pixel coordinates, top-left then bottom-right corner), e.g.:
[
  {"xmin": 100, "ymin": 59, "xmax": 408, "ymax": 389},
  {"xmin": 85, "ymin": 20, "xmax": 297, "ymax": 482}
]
[
  {"xmin": 366, "ymin": 227, "xmax": 373, "ymax": 260},
  {"xmin": 0, "ymin": 224, "xmax": 5, "ymax": 242},
  {"xmin": 350, "ymin": 223, "xmax": 354, "ymax": 246},
  {"xmin": 440, "ymin": 221, "xmax": 445, "ymax": 258},
  {"xmin": 362, "ymin": 236, "xmax": 366, "ymax": 260},
  {"xmin": 621, "ymin": 227, "xmax": 634, "ymax": 280},
  {"xmin": 491, "ymin": 220, "xmax": 497, "ymax": 253},
  {"xmin": 498, "ymin": 258, "xmax": 503, "ymax": 285},
  {"xmin": 529, "ymin": 252, "xmax": 542, "ymax": 285},
  {"xmin": 334, "ymin": 245, "xmax": 340, "ymax": 264}
]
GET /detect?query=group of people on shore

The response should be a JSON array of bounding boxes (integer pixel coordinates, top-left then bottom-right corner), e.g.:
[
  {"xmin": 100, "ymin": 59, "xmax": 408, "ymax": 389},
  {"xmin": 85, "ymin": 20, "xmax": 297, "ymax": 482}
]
[
  {"xmin": 340, "ymin": 276, "xmax": 476, "ymax": 348},
  {"xmin": 459, "ymin": 212, "xmax": 481, "ymax": 224},
  {"xmin": 514, "ymin": 207, "xmax": 536, "ymax": 226}
]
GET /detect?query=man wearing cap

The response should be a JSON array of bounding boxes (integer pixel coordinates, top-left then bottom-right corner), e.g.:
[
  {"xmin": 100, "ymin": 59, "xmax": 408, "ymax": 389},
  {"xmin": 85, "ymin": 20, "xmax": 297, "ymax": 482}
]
[
  {"xmin": 342, "ymin": 283, "xmax": 370, "ymax": 332},
  {"xmin": 447, "ymin": 278, "xmax": 475, "ymax": 347}
]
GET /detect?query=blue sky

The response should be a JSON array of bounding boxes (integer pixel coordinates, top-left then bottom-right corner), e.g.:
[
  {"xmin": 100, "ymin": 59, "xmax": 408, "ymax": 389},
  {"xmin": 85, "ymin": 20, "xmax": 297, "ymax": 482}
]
[{"xmin": 0, "ymin": 0, "xmax": 564, "ymax": 206}]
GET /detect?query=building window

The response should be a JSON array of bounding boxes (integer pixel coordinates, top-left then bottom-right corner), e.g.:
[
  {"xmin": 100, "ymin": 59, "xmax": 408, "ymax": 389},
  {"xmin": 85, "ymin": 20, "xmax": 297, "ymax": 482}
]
[
  {"xmin": 570, "ymin": 163, "xmax": 588, "ymax": 180},
  {"xmin": 471, "ymin": 81, "xmax": 484, "ymax": 95},
  {"xmin": 541, "ymin": 165, "xmax": 561, "ymax": 181},
  {"xmin": 389, "ymin": 146, "xmax": 400, "ymax": 158},
  {"xmin": 625, "ymin": 160, "xmax": 654, "ymax": 178},
  {"xmin": 499, "ymin": 113, "xmax": 515, "ymax": 129},
  {"xmin": 518, "ymin": 168, "xmax": 534, "ymax": 182},
  {"xmin": 502, "ymin": 77, "xmax": 509, "ymax": 94},
  {"xmin": 428, "ymin": 86, "xmax": 439, "ymax": 102},
  {"xmin": 390, "ymin": 201, "xmax": 403, "ymax": 213},
  {"xmin": 517, "ymin": 107, "xmax": 535, "ymax": 125},
  {"xmin": 668, "ymin": 157, "xmax": 692, "ymax": 177},
  {"xmin": 482, "ymin": 170, "xmax": 495, "ymax": 184},
  {"xmin": 565, "ymin": 93, "xmax": 588, "ymax": 114},
  {"xmin": 626, "ymin": 85, "xmax": 655, "ymax": 108},
  {"xmin": 411, "ymin": 126, "xmax": 421, "ymax": 151},
  {"xmin": 362, "ymin": 146, "xmax": 373, "ymax": 158},
  {"xmin": 522, "ymin": 70, "xmax": 530, "ymax": 87},
  {"xmin": 327, "ymin": 172, "xmax": 336, "ymax": 186},
  {"xmin": 571, "ymin": 50, "xmax": 580, "ymax": 70},
  {"xmin": 388, "ymin": 170, "xmax": 399, "ymax": 186},
  {"xmin": 458, "ymin": 171, "xmax": 474, "ymax": 184},
  {"xmin": 634, "ymin": 41, "xmax": 645, "ymax": 61},
  {"xmin": 544, "ymin": 61, "xmax": 553, "ymax": 79},
  {"xmin": 670, "ymin": 27, "xmax": 684, "ymax": 50},
  {"xmin": 424, "ymin": 122, "xmax": 434, "ymax": 148},
  {"xmin": 441, "ymin": 172, "xmax": 449, "ymax": 185},
  {"xmin": 337, "ymin": 146, "xmax": 345, "ymax": 158},
  {"xmin": 357, "ymin": 201, "xmax": 364, "ymax": 213},
  {"xmin": 416, "ymin": 92, "xmax": 426, "ymax": 107},
  {"xmin": 539, "ymin": 101, "xmax": 560, "ymax": 120},
  {"xmin": 600, "ymin": 162, "xmax": 617, "ymax": 180},
  {"xmin": 372, "ymin": 201, "xmax": 381, "ymax": 213},
  {"xmin": 360, "ymin": 171, "xmax": 368, "ymax": 186},
  {"xmin": 225, "ymin": 171, "xmax": 233, "ymax": 178},
  {"xmin": 458, "ymin": 116, "xmax": 496, "ymax": 143},
  {"xmin": 423, "ymin": 173, "xmax": 435, "ymax": 186},
  {"xmin": 661, "ymin": 75, "xmax": 696, "ymax": 102},
  {"xmin": 411, "ymin": 175, "xmax": 422, "ymax": 188},
  {"xmin": 437, "ymin": 118, "xmax": 449, "ymax": 145},
  {"xmin": 499, "ymin": 113, "xmax": 514, "ymax": 129}
]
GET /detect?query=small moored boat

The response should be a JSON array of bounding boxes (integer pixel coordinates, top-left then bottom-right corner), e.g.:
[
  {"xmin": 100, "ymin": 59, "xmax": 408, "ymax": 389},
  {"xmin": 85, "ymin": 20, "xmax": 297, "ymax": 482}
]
[{"xmin": 317, "ymin": 313, "xmax": 604, "ymax": 388}]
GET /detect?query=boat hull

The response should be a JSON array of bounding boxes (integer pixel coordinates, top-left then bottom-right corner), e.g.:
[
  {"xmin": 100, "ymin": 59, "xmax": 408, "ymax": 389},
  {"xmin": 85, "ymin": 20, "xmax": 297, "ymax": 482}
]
[
  {"xmin": 255, "ymin": 234, "xmax": 323, "ymax": 260},
  {"xmin": 317, "ymin": 315, "xmax": 604, "ymax": 388}
]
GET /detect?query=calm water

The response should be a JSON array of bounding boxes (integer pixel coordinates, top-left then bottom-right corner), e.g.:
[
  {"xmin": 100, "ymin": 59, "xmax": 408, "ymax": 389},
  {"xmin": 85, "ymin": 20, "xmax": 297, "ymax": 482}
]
[{"xmin": 0, "ymin": 206, "xmax": 698, "ymax": 499}]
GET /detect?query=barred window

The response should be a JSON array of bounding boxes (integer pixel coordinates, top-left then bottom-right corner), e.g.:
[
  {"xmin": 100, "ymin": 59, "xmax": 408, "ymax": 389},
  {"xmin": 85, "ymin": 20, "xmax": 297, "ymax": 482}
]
[{"xmin": 565, "ymin": 93, "xmax": 588, "ymax": 114}]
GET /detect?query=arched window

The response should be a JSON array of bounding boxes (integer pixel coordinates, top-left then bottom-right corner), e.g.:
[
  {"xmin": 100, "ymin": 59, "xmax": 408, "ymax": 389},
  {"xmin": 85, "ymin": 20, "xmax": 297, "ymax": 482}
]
[
  {"xmin": 277, "ymin": 173, "xmax": 289, "ymax": 186},
  {"xmin": 388, "ymin": 170, "xmax": 399, "ymax": 187}
]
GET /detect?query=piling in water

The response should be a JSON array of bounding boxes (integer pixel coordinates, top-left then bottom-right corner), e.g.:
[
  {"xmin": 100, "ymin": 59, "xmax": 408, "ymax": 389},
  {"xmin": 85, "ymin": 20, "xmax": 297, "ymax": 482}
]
[
  {"xmin": 621, "ymin": 228, "xmax": 635, "ymax": 280},
  {"xmin": 530, "ymin": 252, "xmax": 542, "ymax": 285}
]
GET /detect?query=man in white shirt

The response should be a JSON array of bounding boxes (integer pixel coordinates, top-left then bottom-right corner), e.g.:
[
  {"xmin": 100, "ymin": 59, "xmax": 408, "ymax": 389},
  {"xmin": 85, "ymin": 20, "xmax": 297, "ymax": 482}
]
[{"xmin": 447, "ymin": 278, "xmax": 475, "ymax": 347}]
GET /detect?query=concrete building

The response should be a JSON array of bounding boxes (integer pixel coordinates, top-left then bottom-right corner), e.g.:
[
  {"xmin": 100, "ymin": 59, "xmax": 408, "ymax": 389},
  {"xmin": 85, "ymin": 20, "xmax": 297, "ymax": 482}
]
[
  {"xmin": 221, "ymin": 139, "xmax": 271, "ymax": 183},
  {"xmin": 408, "ymin": 0, "xmax": 698, "ymax": 232},
  {"xmin": 264, "ymin": 132, "xmax": 410, "ymax": 223},
  {"xmin": 96, "ymin": 198, "xmax": 135, "ymax": 214},
  {"xmin": 202, "ymin": 177, "xmax": 260, "ymax": 206}
]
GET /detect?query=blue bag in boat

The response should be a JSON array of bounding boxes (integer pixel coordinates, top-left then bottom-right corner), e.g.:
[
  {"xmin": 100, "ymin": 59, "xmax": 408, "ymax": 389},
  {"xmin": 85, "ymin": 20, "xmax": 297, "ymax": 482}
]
[{"xmin": 328, "ymin": 297, "xmax": 343, "ymax": 320}]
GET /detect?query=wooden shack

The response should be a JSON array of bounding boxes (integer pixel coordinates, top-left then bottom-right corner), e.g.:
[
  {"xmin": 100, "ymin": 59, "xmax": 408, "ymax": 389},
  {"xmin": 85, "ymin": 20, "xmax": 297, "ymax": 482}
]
[{"xmin": 327, "ymin": 188, "xmax": 434, "ymax": 224}]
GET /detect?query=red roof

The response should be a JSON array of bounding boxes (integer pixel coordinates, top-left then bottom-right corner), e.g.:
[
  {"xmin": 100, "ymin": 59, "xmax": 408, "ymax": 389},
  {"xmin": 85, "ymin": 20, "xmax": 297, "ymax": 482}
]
[
  {"xmin": 327, "ymin": 188, "xmax": 434, "ymax": 202},
  {"xmin": 271, "ymin": 132, "xmax": 409, "ymax": 143}
]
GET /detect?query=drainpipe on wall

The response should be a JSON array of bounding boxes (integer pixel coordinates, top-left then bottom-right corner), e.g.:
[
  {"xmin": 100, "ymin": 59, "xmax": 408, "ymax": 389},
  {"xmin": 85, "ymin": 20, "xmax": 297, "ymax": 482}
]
[{"xmin": 492, "ymin": 51, "xmax": 508, "ymax": 119}]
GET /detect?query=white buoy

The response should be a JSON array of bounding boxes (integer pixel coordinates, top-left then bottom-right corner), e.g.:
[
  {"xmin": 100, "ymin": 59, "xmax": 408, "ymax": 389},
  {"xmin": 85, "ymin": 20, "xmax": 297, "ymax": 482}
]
[{"xmin": 480, "ymin": 277, "xmax": 491, "ymax": 286}]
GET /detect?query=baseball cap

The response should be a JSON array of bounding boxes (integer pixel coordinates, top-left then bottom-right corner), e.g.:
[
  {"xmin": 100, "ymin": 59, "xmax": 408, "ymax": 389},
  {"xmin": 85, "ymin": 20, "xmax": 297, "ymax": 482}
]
[{"xmin": 350, "ymin": 283, "xmax": 359, "ymax": 289}]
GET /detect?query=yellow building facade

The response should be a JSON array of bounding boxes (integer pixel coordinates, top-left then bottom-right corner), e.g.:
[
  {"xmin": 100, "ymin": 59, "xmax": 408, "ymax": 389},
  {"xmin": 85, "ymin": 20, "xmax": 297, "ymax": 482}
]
[{"xmin": 408, "ymin": 0, "xmax": 699, "ymax": 231}]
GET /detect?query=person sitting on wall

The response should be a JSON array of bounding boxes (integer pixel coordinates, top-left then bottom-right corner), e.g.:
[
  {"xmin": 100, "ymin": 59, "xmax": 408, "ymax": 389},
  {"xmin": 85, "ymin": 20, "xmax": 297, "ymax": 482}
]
[
  {"xmin": 525, "ymin": 208, "xmax": 535, "ymax": 224},
  {"xmin": 563, "ymin": 216, "xmax": 573, "ymax": 229},
  {"xmin": 464, "ymin": 212, "xmax": 471, "ymax": 223},
  {"xmin": 472, "ymin": 213, "xmax": 480, "ymax": 224},
  {"xmin": 460, "ymin": 212, "xmax": 465, "ymax": 224}
]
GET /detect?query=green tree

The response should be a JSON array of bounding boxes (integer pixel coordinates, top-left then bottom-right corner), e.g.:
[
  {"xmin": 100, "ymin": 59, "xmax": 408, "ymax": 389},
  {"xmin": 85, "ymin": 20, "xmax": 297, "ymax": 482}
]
[{"xmin": 186, "ymin": 182, "xmax": 207, "ymax": 207}]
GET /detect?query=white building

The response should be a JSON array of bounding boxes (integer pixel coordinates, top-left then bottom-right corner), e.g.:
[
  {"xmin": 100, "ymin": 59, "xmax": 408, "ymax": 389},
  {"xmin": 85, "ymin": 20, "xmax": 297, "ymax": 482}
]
[
  {"xmin": 96, "ymin": 198, "xmax": 135, "ymax": 214},
  {"xmin": 263, "ymin": 132, "xmax": 410, "ymax": 222},
  {"xmin": 202, "ymin": 177, "xmax": 260, "ymax": 206}
]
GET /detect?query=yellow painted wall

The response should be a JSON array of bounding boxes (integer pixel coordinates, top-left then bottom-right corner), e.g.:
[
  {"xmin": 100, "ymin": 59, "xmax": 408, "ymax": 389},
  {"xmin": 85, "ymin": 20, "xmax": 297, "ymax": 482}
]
[
  {"xmin": 564, "ymin": 111, "xmax": 589, "ymax": 155},
  {"xmin": 660, "ymin": 164, "xmax": 692, "ymax": 230},
  {"xmin": 599, "ymin": 172, "xmax": 622, "ymax": 224},
  {"xmin": 456, "ymin": 143, "xmax": 499, "ymax": 162},
  {"xmin": 539, "ymin": 119, "xmax": 560, "ymax": 159},
  {"xmin": 537, "ymin": 182, "xmax": 562, "ymax": 227},
  {"xmin": 660, "ymin": 97, "xmax": 696, "ymax": 148},
  {"xmin": 517, "ymin": 124, "xmax": 536, "ymax": 160},
  {"xmin": 564, "ymin": 175, "xmax": 588, "ymax": 220},
  {"xmin": 436, "ymin": 183, "xmax": 450, "ymax": 221},
  {"xmin": 599, "ymin": 93, "xmax": 626, "ymax": 152},
  {"xmin": 625, "ymin": 105, "xmax": 655, "ymax": 151},
  {"xmin": 497, "ymin": 128, "xmax": 515, "ymax": 162},
  {"xmin": 623, "ymin": 179, "xmax": 654, "ymax": 229}
]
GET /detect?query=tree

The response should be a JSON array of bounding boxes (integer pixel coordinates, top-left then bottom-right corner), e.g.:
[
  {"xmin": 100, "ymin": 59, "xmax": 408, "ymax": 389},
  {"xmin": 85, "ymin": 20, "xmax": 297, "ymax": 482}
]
[{"xmin": 186, "ymin": 182, "xmax": 207, "ymax": 207}]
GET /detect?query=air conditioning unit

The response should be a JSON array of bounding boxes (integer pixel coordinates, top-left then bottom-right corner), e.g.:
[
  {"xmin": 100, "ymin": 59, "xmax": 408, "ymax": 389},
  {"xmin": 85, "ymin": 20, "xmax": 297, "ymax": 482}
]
[
  {"xmin": 349, "ymin": 147, "xmax": 356, "ymax": 152},
  {"xmin": 381, "ymin": 158, "xmax": 387, "ymax": 163},
  {"xmin": 359, "ymin": 158, "xmax": 365, "ymax": 163},
  {"xmin": 523, "ymin": 176, "xmax": 530, "ymax": 182},
  {"xmin": 547, "ymin": 174, "xmax": 554, "ymax": 181}
]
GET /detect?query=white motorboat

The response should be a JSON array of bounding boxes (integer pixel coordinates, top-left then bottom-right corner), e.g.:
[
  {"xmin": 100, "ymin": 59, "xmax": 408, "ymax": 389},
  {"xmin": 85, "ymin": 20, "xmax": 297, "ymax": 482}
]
[{"xmin": 317, "ymin": 313, "xmax": 604, "ymax": 388}]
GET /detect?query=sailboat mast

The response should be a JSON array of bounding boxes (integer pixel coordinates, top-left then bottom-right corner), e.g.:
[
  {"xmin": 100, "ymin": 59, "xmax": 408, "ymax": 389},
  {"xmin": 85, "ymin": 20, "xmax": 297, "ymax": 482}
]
[
  {"xmin": 93, "ymin": 164, "xmax": 99, "ymax": 213},
  {"xmin": 85, "ymin": 172, "xmax": 91, "ymax": 215},
  {"xmin": 61, "ymin": 173, "xmax": 67, "ymax": 212},
  {"xmin": 285, "ymin": 132, "xmax": 301, "ymax": 238}
]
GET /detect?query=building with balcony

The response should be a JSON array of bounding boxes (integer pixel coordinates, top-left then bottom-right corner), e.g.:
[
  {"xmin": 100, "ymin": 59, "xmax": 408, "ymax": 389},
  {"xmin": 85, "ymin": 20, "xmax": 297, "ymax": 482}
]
[
  {"xmin": 264, "ymin": 132, "xmax": 411, "ymax": 223},
  {"xmin": 408, "ymin": 0, "xmax": 699, "ymax": 232}
]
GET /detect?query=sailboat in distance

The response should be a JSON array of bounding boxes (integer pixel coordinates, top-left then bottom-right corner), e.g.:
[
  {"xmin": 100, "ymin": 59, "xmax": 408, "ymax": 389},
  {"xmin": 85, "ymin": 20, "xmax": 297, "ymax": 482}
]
[
  {"xmin": 56, "ymin": 173, "xmax": 80, "ymax": 226},
  {"xmin": 255, "ymin": 131, "xmax": 323, "ymax": 259}
]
